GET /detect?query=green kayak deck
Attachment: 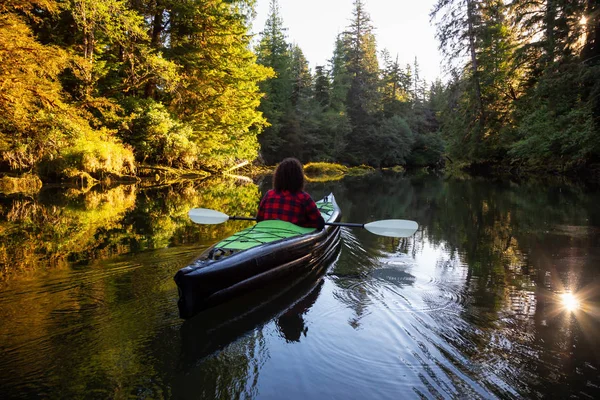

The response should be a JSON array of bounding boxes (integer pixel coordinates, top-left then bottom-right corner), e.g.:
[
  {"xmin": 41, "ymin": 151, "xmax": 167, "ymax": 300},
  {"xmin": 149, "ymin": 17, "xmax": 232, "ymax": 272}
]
[{"xmin": 213, "ymin": 199, "xmax": 336, "ymax": 251}]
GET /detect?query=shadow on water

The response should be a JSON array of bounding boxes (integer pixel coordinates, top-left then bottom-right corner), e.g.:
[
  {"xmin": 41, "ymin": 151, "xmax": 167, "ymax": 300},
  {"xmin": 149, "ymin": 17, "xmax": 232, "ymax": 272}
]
[
  {"xmin": 178, "ymin": 237, "xmax": 340, "ymax": 368},
  {"xmin": 167, "ymin": 238, "xmax": 340, "ymax": 400}
]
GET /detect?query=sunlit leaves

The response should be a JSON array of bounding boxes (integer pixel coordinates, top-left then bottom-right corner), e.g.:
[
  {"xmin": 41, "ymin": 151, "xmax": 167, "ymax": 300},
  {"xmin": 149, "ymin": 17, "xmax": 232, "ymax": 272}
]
[{"xmin": 169, "ymin": 0, "xmax": 273, "ymax": 169}]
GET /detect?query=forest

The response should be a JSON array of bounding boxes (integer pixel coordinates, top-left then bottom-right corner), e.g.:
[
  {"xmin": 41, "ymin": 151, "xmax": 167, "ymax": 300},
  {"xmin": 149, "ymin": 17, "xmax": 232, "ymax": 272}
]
[{"xmin": 1, "ymin": 0, "xmax": 599, "ymax": 182}]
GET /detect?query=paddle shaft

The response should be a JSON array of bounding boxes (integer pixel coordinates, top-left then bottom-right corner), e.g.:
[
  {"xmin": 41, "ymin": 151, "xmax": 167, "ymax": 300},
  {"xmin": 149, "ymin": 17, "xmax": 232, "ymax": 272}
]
[
  {"xmin": 229, "ymin": 216, "xmax": 257, "ymax": 221},
  {"xmin": 229, "ymin": 215, "xmax": 364, "ymax": 228}
]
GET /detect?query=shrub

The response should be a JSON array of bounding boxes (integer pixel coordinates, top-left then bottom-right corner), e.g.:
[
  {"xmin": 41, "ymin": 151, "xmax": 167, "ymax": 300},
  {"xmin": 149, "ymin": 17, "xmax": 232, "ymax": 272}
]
[
  {"xmin": 304, "ymin": 162, "xmax": 348, "ymax": 177},
  {"xmin": 121, "ymin": 100, "xmax": 199, "ymax": 168}
]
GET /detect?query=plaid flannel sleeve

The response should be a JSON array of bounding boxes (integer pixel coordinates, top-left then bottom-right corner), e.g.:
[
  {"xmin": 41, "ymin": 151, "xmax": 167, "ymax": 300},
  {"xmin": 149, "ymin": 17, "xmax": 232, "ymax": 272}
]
[{"xmin": 304, "ymin": 195, "xmax": 325, "ymax": 230}]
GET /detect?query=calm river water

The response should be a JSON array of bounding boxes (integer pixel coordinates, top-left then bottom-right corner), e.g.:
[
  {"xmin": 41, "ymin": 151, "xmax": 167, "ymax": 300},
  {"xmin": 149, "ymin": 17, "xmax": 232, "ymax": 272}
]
[{"xmin": 1, "ymin": 172, "xmax": 599, "ymax": 399}]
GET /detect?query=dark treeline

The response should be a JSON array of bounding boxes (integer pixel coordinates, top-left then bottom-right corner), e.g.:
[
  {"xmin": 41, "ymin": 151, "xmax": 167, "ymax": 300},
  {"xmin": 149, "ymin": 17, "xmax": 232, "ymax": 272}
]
[
  {"xmin": 1, "ymin": 0, "xmax": 599, "ymax": 181},
  {"xmin": 257, "ymin": 0, "xmax": 600, "ymax": 173},
  {"xmin": 432, "ymin": 0, "xmax": 600, "ymax": 173},
  {"xmin": 256, "ymin": 0, "xmax": 445, "ymax": 168}
]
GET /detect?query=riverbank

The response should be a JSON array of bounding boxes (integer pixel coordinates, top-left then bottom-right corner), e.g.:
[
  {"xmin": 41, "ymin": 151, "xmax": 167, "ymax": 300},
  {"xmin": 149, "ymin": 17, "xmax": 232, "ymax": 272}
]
[
  {"xmin": 445, "ymin": 160, "xmax": 600, "ymax": 186},
  {"xmin": 0, "ymin": 162, "xmax": 383, "ymax": 195},
  {"xmin": 5, "ymin": 157, "xmax": 599, "ymax": 197}
]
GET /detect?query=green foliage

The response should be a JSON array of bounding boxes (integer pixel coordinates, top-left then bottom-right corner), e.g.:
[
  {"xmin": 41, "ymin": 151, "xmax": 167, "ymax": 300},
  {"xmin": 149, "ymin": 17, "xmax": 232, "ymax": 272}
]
[
  {"xmin": 316, "ymin": 110, "xmax": 352, "ymax": 162},
  {"xmin": 253, "ymin": 0, "xmax": 444, "ymax": 168},
  {"xmin": 255, "ymin": 0, "xmax": 293, "ymax": 164},
  {"xmin": 376, "ymin": 116, "xmax": 415, "ymax": 167},
  {"xmin": 408, "ymin": 132, "xmax": 446, "ymax": 167},
  {"xmin": 304, "ymin": 162, "xmax": 347, "ymax": 177},
  {"xmin": 1, "ymin": 0, "xmax": 271, "ymax": 178},
  {"xmin": 0, "ymin": 12, "xmax": 70, "ymax": 169},
  {"xmin": 0, "ymin": 10, "xmax": 134, "ymax": 177},
  {"xmin": 432, "ymin": 0, "xmax": 600, "ymax": 172},
  {"xmin": 380, "ymin": 50, "xmax": 411, "ymax": 117},
  {"xmin": 314, "ymin": 66, "xmax": 331, "ymax": 108},
  {"xmin": 63, "ymin": 138, "xmax": 134, "ymax": 176},
  {"xmin": 121, "ymin": 100, "xmax": 197, "ymax": 168},
  {"xmin": 170, "ymin": 0, "xmax": 272, "ymax": 169},
  {"xmin": 50, "ymin": 127, "xmax": 135, "ymax": 178},
  {"xmin": 510, "ymin": 100, "xmax": 596, "ymax": 168},
  {"xmin": 329, "ymin": 35, "xmax": 352, "ymax": 113}
]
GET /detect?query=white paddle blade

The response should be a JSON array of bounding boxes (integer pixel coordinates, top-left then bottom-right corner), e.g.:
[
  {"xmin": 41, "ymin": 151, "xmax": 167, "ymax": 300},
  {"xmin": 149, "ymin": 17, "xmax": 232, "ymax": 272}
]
[
  {"xmin": 188, "ymin": 208, "xmax": 230, "ymax": 225},
  {"xmin": 364, "ymin": 219, "xmax": 418, "ymax": 238}
]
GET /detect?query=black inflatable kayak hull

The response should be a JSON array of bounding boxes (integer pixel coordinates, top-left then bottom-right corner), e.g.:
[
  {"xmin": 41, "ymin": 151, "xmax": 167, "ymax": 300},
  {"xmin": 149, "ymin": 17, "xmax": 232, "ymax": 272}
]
[{"xmin": 175, "ymin": 193, "xmax": 341, "ymax": 319}]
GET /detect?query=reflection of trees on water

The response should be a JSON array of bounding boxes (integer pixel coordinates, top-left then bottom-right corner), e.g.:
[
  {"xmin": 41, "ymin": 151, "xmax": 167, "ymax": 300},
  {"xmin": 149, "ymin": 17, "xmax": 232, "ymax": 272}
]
[
  {"xmin": 406, "ymin": 174, "xmax": 600, "ymax": 397},
  {"xmin": 320, "ymin": 172, "xmax": 600, "ymax": 397},
  {"xmin": 314, "ymin": 172, "xmax": 418, "ymax": 328},
  {"xmin": 1, "ymin": 174, "xmax": 343, "ymax": 399},
  {"xmin": 169, "ymin": 328, "xmax": 267, "ymax": 400},
  {"xmin": 0, "ymin": 178, "xmax": 261, "ymax": 280},
  {"xmin": 0, "ymin": 185, "xmax": 138, "ymax": 278},
  {"xmin": 310, "ymin": 173, "xmax": 417, "ymax": 328},
  {"xmin": 0, "ymin": 246, "xmax": 196, "ymax": 399},
  {"xmin": 0, "ymin": 178, "xmax": 263, "ymax": 398},
  {"xmin": 2, "ymin": 172, "xmax": 600, "ymax": 398}
]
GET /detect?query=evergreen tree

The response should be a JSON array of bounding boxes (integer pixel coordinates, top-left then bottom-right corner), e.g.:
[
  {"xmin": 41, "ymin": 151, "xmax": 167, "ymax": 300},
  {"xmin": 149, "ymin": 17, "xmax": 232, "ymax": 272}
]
[
  {"xmin": 1, "ymin": 0, "xmax": 272, "ymax": 175},
  {"xmin": 323, "ymin": 35, "xmax": 352, "ymax": 160},
  {"xmin": 581, "ymin": 0, "xmax": 600, "ymax": 126},
  {"xmin": 432, "ymin": 0, "xmax": 518, "ymax": 162},
  {"xmin": 507, "ymin": 0, "xmax": 597, "ymax": 168},
  {"xmin": 412, "ymin": 57, "xmax": 423, "ymax": 103},
  {"xmin": 279, "ymin": 44, "xmax": 318, "ymax": 161},
  {"xmin": 290, "ymin": 44, "xmax": 313, "ymax": 108},
  {"xmin": 329, "ymin": 34, "xmax": 352, "ymax": 113},
  {"xmin": 254, "ymin": 0, "xmax": 293, "ymax": 163},
  {"xmin": 342, "ymin": 0, "xmax": 382, "ymax": 164},
  {"xmin": 166, "ymin": 0, "xmax": 272, "ymax": 168},
  {"xmin": 431, "ymin": 0, "xmax": 599, "ymax": 171},
  {"xmin": 380, "ymin": 50, "xmax": 411, "ymax": 118},
  {"xmin": 314, "ymin": 65, "xmax": 331, "ymax": 109},
  {"xmin": 0, "ymin": 0, "xmax": 135, "ymax": 176},
  {"xmin": 432, "ymin": 0, "xmax": 485, "ymax": 140},
  {"xmin": 345, "ymin": 0, "xmax": 380, "ymax": 123}
]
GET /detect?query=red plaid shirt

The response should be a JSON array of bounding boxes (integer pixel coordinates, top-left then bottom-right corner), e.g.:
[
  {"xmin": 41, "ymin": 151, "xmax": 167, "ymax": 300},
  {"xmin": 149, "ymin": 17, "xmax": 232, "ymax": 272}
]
[{"xmin": 257, "ymin": 190, "xmax": 325, "ymax": 229}]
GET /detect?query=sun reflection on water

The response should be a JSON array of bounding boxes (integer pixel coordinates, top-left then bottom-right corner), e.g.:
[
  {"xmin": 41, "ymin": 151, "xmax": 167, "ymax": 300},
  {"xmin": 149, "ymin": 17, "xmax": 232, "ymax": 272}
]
[{"xmin": 560, "ymin": 292, "xmax": 581, "ymax": 312}]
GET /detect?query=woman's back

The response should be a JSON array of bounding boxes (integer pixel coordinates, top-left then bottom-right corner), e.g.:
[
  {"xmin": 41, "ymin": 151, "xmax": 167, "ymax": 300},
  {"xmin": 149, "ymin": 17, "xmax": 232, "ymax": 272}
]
[{"xmin": 257, "ymin": 189, "xmax": 324, "ymax": 229}]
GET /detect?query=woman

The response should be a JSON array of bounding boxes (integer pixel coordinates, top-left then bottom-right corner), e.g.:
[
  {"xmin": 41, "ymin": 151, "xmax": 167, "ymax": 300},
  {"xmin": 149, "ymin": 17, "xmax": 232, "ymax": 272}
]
[{"xmin": 257, "ymin": 158, "xmax": 325, "ymax": 230}]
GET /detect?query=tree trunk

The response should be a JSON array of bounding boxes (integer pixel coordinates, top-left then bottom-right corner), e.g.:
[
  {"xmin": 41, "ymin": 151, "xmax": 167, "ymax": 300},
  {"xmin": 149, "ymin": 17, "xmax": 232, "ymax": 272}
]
[
  {"xmin": 466, "ymin": 0, "xmax": 485, "ymax": 126},
  {"xmin": 582, "ymin": 0, "xmax": 600, "ymax": 122},
  {"xmin": 144, "ymin": 8, "xmax": 165, "ymax": 99},
  {"xmin": 544, "ymin": 0, "xmax": 556, "ymax": 66},
  {"xmin": 582, "ymin": 0, "xmax": 599, "ymax": 64}
]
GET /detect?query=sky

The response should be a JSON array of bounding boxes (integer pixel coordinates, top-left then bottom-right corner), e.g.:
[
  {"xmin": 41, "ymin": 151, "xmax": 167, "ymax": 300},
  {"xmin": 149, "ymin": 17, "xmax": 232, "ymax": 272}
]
[{"xmin": 251, "ymin": 0, "xmax": 445, "ymax": 83}]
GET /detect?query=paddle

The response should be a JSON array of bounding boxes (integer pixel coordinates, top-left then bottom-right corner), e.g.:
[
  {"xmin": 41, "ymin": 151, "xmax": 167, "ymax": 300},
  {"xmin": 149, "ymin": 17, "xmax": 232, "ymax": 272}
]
[{"xmin": 188, "ymin": 208, "xmax": 418, "ymax": 238}]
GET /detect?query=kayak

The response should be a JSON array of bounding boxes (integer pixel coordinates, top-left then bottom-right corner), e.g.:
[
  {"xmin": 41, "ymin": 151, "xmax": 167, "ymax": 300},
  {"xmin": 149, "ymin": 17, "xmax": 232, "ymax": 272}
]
[{"xmin": 175, "ymin": 193, "xmax": 342, "ymax": 319}]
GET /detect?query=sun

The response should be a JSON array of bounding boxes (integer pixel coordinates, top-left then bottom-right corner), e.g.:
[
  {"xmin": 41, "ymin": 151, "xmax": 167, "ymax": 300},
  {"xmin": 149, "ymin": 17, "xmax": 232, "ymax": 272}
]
[{"xmin": 580, "ymin": 16, "xmax": 587, "ymax": 26}]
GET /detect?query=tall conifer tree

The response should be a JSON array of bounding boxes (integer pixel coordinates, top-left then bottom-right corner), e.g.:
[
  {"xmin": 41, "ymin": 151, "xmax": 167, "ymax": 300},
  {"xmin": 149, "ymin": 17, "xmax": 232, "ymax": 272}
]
[
  {"xmin": 255, "ymin": 0, "xmax": 293, "ymax": 163},
  {"xmin": 342, "ymin": 0, "xmax": 382, "ymax": 164}
]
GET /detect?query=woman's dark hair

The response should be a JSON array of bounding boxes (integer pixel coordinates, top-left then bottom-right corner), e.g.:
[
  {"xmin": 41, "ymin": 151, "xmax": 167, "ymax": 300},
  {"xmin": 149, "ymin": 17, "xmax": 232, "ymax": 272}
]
[{"xmin": 273, "ymin": 158, "xmax": 305, "ymax": 192}]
